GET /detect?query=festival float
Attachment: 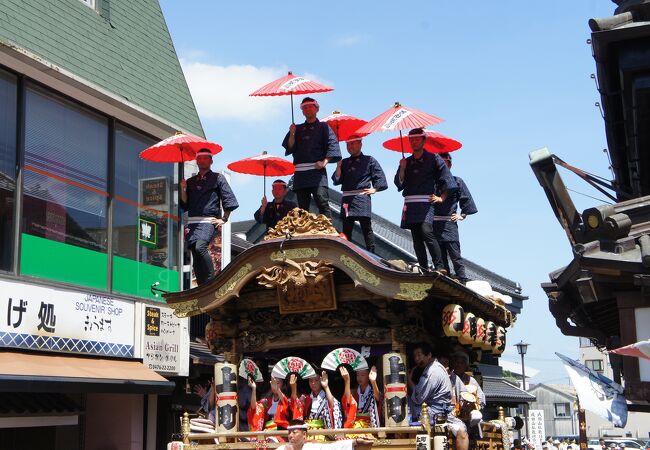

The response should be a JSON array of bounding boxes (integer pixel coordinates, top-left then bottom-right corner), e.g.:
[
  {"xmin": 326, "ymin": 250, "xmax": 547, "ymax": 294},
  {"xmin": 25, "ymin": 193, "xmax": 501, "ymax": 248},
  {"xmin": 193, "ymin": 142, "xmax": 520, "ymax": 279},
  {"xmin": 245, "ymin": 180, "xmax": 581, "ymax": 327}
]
[{"xmin": 165, "ymin": 209, "xmax": 516, "ymax": 450}]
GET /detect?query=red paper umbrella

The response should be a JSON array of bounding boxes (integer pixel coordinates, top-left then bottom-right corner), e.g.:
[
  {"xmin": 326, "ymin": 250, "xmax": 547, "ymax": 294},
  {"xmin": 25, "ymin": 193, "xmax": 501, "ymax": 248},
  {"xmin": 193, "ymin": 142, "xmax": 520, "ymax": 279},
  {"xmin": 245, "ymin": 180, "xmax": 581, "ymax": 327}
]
[
  {"xmin": 321, "ymin": 111, "xmax": 368, "ymax": 142},
  {"xmin": 357, "ymin": 102, "xmax": 444, "ymax": 156},
  {"xmin": 610, "ymin": 339, "xmax": 650, "ymax": 361},
  {"xmin": 227, "ymin": 151, "xmax": 295, "ymax": 194},
  {"xmin": 383, "ymin": 130, "xmax": 462, "ymax": 154},
  {"xmin": 139, "ymin": 132, "xmax": 223, "ymax": 163},
  {"xmin": 249, "ymin": 71, "xmax": 334, "ymax": 123}
]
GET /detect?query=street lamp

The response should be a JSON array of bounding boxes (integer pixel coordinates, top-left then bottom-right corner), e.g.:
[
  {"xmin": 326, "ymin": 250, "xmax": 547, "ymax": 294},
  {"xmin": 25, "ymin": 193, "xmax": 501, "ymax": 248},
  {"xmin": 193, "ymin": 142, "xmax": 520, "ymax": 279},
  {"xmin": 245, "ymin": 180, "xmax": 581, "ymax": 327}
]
[
  {"xmin": 515, "ymin": 340, "xmax": 529, "ymax": 389},
  {"xmin": 516, "ymin": 340, "xmax": 530, "ymax": 439}
]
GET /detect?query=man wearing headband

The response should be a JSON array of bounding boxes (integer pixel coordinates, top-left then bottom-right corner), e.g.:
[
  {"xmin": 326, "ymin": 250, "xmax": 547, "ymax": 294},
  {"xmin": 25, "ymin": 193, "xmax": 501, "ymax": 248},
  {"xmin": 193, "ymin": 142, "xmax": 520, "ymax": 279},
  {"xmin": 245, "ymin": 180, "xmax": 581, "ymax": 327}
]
[
  {"xmin": 332, "ymin": 134, "xmax": 387, "ymax": 252},
  {"xmin": 449, "ymin": 351, "xmax": 484, "ymax": 442},
  {"xmin": 180, "ymin": 148, "xmax": 239, "ymax": 285},
  {"xmin": 408, "ymin": 343, "xmax": 469, "ymax": 450},
  {"xmin": 433, "ymin": 153, "xmax": 477, "ymax": 283},
  {"xmin": 278, "ymin": 420, "xmax": 373, "ymax": 450},
  {"xmin": 283, "ymin": 97, "xmax": 341, "ymax": 218},
  {"xmin": 254, "ymin": 179, "xmax": 298, "ymax": 231},
  {"xmin": 394, "ymin": 129, "xmax": 457, "ymax": 273}
]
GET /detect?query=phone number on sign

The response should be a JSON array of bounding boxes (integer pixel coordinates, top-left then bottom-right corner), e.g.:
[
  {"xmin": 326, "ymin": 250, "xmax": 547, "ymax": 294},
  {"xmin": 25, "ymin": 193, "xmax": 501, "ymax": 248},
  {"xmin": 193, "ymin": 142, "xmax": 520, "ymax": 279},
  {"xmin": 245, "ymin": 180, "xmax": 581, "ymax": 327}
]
[{"xmin": 148, "ymin": 363, "xmax": 177, "ymax": 372}]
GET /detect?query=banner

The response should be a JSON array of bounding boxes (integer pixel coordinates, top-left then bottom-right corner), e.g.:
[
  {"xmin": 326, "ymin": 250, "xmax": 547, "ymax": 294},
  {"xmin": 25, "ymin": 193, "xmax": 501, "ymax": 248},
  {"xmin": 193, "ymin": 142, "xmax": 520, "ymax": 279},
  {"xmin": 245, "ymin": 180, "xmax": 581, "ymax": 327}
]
[
  {"xmin": 556, "ymin": 352, "xmax": 627, "ymax": 427},
  {"xmin": 528, "ymin": 409, "xmax": 545, "ymax": 450}
]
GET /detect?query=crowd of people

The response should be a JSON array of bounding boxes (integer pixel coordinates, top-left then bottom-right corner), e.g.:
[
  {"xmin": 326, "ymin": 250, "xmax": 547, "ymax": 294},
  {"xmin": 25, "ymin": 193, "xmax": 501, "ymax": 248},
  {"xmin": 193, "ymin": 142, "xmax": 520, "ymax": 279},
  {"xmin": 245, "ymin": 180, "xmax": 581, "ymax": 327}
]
[
  {"xmin": 181, "ymin": 96, "xmax": 477, "ymax": 286},
  {"xmin": 193, "ymin": 344, "xmax": 485, "ymax": 450}
]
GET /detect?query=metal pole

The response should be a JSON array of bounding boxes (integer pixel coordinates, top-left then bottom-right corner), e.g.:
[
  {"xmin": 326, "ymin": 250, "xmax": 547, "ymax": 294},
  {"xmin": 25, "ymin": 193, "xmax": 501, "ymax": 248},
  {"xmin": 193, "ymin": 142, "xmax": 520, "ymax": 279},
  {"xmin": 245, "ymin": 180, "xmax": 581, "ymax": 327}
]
[{"xmin": 521, "ymin": 351, "xmax": 529, "ymax": 438}]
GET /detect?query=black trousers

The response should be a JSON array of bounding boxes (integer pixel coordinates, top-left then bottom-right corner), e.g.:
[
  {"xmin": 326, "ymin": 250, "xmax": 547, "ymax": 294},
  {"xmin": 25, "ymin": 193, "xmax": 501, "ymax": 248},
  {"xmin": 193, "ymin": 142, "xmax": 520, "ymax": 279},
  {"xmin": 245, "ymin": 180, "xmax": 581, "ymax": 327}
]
[
  {"xmin": 342, "ymin": 216, "xmax": 375, "ymax": 253},
  {"xmin": 440, "ymin": 240, "xmax": 467, "ymax": 280},
  {"xmin": 408, "ymin": 222, "xmax": 443, "ymax": 270},
  {"xmin": 189, "ymin": 239, "xmax": 214, "ymax": 285},
  {"xmin": 295, "ymin": 186, "xmax": 331, "ymax": 218}
]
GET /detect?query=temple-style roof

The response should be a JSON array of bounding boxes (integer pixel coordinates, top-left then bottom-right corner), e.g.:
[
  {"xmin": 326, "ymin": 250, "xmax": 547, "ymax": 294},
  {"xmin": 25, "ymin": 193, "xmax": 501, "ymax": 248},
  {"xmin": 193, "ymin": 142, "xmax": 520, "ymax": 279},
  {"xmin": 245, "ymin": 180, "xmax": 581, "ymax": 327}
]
[
  {"xmin": 168, "ymin": 210, "xmax": 512, "ymax": 329},
  {"xmin": 233, "ymin": 188, "xmax": 526, "ymax": 312}
]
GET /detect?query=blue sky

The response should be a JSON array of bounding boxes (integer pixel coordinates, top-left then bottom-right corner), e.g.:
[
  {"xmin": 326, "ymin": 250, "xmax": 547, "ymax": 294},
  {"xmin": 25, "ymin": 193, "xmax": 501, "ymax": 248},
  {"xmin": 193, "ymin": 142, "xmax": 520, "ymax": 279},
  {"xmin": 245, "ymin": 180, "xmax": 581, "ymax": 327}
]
[{"xmin": 160, "ymin": 0, "xmax": 617, "ymax": 384}]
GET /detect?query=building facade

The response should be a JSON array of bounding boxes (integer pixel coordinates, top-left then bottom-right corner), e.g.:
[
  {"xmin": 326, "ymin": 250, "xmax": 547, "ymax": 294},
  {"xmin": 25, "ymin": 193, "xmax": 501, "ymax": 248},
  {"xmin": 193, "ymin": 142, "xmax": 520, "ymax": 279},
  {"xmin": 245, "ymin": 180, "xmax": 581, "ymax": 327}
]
[
  {"xmin": 528, "ymin": 383, "xmax": 650, "ymax": 439},
  {"xmin": 0, "ymin": 0, "xmax": 201, "ymax": 448}
]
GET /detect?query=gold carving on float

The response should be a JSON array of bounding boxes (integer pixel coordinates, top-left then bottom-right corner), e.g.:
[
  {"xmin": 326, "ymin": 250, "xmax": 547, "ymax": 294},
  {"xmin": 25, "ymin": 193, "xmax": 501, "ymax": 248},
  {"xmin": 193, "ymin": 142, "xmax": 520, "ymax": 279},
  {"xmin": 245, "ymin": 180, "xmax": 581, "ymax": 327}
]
[
  {"xmin": 340, "ymin": 254, "xmax": 380, "ymax": 286},
  {"xmin": 171, "ymin": 299, "xmax": 199, "ymax": 318},
  {"xmin": 264, "ymin": 208, "xmax": 338, "ymax": 240},
  {"xmin": 270, "ymin": 248, "xmax": 319, "ymax": 261},
  {"xmin": 395, "ymin": 283, "xmax": 431, "ymax": 301},
  {"xmin": 257, "ymin": 259, "xmax": 336, "ymax": 314},
  {"xmin": 215, "ymin": 264, "xmax": 253, "ymax": 298}
]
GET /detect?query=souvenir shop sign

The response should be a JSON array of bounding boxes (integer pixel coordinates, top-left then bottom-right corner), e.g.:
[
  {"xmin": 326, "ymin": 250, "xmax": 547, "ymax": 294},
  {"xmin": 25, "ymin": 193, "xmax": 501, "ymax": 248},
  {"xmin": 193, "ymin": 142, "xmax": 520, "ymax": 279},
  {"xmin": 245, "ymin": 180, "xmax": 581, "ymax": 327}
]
[
  {"xmin": 0, "ymin": 279, "xmax": 135, "ymax": 357},
  {"xmin": 138, "ymin": 304, "xmax": 189, "ymax": 376},
  {"xmin": 441, "ymin": 303, "xmax": 506, "ymax": 354}
]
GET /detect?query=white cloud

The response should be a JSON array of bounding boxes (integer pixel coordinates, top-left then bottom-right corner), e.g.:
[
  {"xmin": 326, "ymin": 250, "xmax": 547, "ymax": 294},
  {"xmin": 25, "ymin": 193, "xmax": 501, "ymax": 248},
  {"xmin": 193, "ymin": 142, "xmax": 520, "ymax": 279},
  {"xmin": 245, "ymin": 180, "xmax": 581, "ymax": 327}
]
[
  {"xmin": 334, "ymin": 34, "xmax": 365, "ymax": 47},
  {"xmin": 180, "ymin": 60, "xmax": 289, "ymax": 122}
]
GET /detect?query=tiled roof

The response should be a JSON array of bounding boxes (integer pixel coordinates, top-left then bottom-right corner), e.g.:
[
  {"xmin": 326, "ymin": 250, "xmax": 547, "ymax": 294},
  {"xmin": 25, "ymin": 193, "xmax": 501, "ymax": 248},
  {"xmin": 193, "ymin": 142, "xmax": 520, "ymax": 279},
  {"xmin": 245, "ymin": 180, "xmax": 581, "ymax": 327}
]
[
  {"xmin": 190, "ymin": 340, "xmax": 223, "ymax": 366},
  {"xmin": 0, "ymin": 392, "xmax": 82, "ymax": 415},
  {"xmin": 0, "ymin": 0, "xmax": 203, "ymax": 136},
  {"xmin": 483, "ymin": 376, "xmax": 536, "ymax": 403},
  {"xmin": 232, "ymin": 188, "xmax": 526, "ymax": 301}
]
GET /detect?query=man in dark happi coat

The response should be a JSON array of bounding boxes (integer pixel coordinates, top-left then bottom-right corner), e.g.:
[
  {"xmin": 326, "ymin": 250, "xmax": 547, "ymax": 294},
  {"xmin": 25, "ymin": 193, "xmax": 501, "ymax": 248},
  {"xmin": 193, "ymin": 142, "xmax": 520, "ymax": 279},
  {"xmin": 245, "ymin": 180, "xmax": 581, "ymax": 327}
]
[
  {"xmin": 282, "ymin": 97, "xmax": 341, "ymax": 218},
  {"xmin": 180, "ymin": 148, "xmax": 239, "ymax": 285},
  {"xmin": 254, "ymin": 179, "xmax": 297, "ymax": 231},
  {"xmin": 433, "ymin": 153, "xmax": 477, "ymax": 282},
  {"xmin": 332, "ymin": 134, "xmax": 387, "ymax": 252},
  {"xmin": 394, "ymin": 128, "xmax": 457, "ymax": 272}
]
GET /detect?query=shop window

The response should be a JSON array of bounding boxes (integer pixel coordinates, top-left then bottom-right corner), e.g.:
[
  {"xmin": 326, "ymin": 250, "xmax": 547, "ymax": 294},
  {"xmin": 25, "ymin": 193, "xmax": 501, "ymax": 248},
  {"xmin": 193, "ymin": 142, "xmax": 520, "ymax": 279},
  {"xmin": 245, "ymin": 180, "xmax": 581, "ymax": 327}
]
[
  {"xmin": 554, "ymin": 402, "xmax": 570, "ymax": 417},
  {"xmin": 0, "ymin": 70, "xmax": 17, "ymax": 272},
  {"xmin": 112, "ymin": 124, "xmax": 179, "ymax": 299},
  {"xmin": 21, "ymin": 85, "xmax": 108, "ymax": 289},
  {"xmin": 579, "ymin": 337, "xmax": 594, "ymax": 348},
  {"xmin": 585, "ymin": 359, "xmax": 604, "ymax": 372}
]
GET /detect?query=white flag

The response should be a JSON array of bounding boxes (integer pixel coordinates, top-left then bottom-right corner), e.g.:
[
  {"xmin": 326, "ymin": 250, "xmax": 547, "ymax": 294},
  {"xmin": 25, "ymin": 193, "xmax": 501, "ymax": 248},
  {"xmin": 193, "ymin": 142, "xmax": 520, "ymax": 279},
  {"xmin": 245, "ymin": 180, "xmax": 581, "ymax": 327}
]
[{"xmin": 556, "ymin": 352, "xmax": 627, "ymax": 427}]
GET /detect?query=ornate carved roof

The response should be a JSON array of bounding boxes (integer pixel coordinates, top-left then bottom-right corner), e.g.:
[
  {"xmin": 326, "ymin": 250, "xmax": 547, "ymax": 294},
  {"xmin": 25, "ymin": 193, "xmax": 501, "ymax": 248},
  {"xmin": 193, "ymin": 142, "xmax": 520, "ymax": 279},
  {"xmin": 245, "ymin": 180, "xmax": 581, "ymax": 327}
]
[{"xmin": 165, "ymin": 212, "xmax": 512, "ymax": 327}]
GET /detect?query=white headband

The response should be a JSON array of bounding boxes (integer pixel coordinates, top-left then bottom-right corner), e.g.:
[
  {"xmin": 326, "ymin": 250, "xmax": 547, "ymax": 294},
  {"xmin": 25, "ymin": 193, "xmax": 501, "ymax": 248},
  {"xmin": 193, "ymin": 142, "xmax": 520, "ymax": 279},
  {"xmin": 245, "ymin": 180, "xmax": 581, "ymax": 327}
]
[
  {"xmin": 300, "ymin": 100, "xmax": 319, "ymax": 109},
  {"xmin": 287, "ymin": 424, "xmax": 309, "ymax": 431},
  {"xmin": 407, "ymin": 133, "xmax": 426, "ymax": 138}
]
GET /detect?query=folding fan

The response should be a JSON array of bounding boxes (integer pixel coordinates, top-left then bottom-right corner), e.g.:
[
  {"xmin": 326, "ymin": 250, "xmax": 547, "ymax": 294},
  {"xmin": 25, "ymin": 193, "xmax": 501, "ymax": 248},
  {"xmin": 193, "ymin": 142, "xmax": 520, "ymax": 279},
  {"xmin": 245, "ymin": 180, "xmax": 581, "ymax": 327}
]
[
  {"xmin": 271, "ymin": 356, "xmax": 317, "ymax": 379},
  {"xmin": 321, "ymin": 348, "xmax": 368, "ymax": 372},
  {"xmin": 239, "ymin": 358, "xmax": 264, "ymax": 382}
]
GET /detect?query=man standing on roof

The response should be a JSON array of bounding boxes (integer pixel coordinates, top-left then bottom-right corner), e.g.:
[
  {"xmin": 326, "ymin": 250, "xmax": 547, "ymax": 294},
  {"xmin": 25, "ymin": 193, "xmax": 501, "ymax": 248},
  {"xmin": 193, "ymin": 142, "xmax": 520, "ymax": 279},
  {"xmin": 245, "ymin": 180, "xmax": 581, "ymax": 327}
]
[
  {"xmin": 433, "ymin": 153, "xmax": 477, "ymax": 283},
  {"xmin": 254, "ymin": 179, "xmax": 298, "ymax": 231},
  {"xmin": 394, "ymin": 129, "xmax": 457, "ymax": 273},
  {"xmin": 332, "ymin": 133, "xmax": 387, "ymax": 252},
  {"xmin": 283, "ymin": 97, "xmax": 341, "ymax": 218},
  {"xmin": 180, "ymin": 148, "xmax": 238, "ymax": 285}
]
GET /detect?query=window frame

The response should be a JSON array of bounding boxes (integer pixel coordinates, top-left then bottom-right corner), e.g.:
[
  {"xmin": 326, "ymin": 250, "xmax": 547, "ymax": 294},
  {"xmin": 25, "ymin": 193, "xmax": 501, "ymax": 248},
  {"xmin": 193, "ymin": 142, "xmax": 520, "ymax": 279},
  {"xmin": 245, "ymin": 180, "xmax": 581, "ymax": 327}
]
[
  {"xmin": 585, "ymin": 359, "xmax": 604, "ymax": 372},
  {"xmin": 554, "ymin": 402, "xmax": 571, "ymax": 418},
  {"xmin": 0, "ymin": 63, "xmax": 182, "ymax": 300},
  {"xmin": 0, "ymin": 67, "xmax": 21, "ymax": 275}
]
